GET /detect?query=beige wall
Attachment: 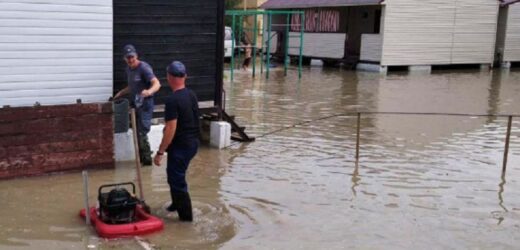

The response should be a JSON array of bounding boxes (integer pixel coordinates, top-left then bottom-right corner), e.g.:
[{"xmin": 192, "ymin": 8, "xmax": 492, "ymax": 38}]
[
  {"xmin": 503, "ymin": 4, "xmax": 520, "ymax": 62},
  {"xmin": 236, "ymin": 0, "xmax": 267, "ymax": 9},
  {"xmin": 381, "ymin": 0, "xmax": 499, "ymax": 66},
  {"xmin": 234, "ymin": 0, "xmax": 268, "ymax": 49}
]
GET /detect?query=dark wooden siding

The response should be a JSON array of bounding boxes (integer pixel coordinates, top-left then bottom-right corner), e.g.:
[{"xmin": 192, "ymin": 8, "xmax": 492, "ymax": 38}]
[
  {"xmin": 113, "ymin": 0, "xmax": 224, "ymax": 105},
  {"xmin": 0, "ymin": 103, "xmax": 114, "ymax": 179}
]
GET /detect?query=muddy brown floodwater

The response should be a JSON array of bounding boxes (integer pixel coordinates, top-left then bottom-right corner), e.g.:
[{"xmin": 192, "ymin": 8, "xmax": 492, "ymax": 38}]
[{"xmin": 0, "ymin": 67, "xmax": 519, "ymax": 250}]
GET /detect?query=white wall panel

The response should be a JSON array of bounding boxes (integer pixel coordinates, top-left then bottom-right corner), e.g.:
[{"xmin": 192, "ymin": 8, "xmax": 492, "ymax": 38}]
[
  {"xmin": 504, "ymin": 4, "xmax": 520, "ymax": 62},
  {"xmin": 381, "ymin": 0, "xmax": 499, "ymax": 66},
  {"xmin": 360, "ymin": 34, "xmax": 382, "ymax": 62},
  {"xmin": 288, "ymin": 32, "xmax": 346, "ymax": 59},
  {"xmin": 0, "ymin": 0, "xmax": 113, "ymax": 107}
]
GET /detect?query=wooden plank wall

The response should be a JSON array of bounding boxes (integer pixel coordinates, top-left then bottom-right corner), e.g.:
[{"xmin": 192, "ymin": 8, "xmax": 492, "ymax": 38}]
[
  {"xmin": 381, "ymin": 0, "xmax": 499, "ymax": 66},
  {"xmin": 360, "ymin": 34, "xmax": 382, "ymax": 62},
  {"xmin": 0, "ymin": 103, "xmax": 114, "ymax": 179},
  {"xmin": 113, "ymin": 0, "xmax": 220, "ymax": 104},
  {"xmin": 504, "ymin": 4, "xmax": 520, "ymax": 62},
  {"xmin": 0, "ymin": 0, "xmax": 113, "ymax": 107}
]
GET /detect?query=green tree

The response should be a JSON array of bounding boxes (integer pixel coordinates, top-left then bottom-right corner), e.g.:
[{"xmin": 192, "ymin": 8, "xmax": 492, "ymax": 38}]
[
  {"xmin": 225, "ymin": 0, "xmax": 242, "ymax": 28},
  {"xmin": 225, "ymin": 0, "xmax": 241, "ymax": 10}
]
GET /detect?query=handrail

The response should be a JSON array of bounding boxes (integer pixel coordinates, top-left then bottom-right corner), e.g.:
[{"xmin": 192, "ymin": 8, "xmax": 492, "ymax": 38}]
[{"xmin": 352, "ymin": 112, "xmax": 516, "ymax": 176}]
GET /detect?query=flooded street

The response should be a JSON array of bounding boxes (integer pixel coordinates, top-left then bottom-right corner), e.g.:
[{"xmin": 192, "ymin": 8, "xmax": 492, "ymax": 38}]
[{"xmin": 1, "ymin": 67, "xmax": 520, "ymax": 249}]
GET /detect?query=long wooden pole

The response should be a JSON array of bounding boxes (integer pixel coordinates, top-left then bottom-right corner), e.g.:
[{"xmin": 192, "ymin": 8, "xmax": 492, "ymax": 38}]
[
  {"xmin": 82, "ymin": 170, "xmax": 90, "ymax": 225},
  {"xmin": 356, "ymin": 112, "xmax": 361, "ymax": 162},
  {"xmin": 502, "ymin": 116, "xmax": 513, "ymax": 176},
  {"xmin": 131, "ymin": 109, "xmax": 145, "ymax": 200}
]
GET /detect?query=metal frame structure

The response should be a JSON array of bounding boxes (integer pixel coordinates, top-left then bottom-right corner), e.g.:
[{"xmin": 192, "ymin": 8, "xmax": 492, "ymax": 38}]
[{"xmin": 226, "ymin": 10, "xmax": 305, "ymax": 81}]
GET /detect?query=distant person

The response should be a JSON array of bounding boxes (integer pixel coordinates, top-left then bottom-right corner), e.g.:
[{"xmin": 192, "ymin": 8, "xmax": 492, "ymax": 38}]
[
  {"xmin": 114, "ymin": 44, "xmax": 161, "ymax": 166},
  {"xmin": 154, "ymin": 61, "xmax": 200, "ymax": 222},
  {"xmin": 241, "ymin": 33, "xmax": 252, "ymax": 70}
]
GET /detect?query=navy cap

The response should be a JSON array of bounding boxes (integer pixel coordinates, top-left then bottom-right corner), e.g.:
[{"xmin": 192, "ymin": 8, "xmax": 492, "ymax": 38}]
[
  {"xmin": 123, "ymin": 44, "xmax": 137, "ymax": 57},
  {"xmin": 167, "ymin": 61, "xmax": 187, "ymax": 77}
]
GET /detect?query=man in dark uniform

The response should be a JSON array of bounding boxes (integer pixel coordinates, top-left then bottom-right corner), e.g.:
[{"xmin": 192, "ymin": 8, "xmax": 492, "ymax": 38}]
[
  {"xmin": 154, "ymin": 61, "xmax": 200, "ymax": 222},
  {"xmin": 114, "ymin": 45, "xmax": 161, "ymax": 166}
]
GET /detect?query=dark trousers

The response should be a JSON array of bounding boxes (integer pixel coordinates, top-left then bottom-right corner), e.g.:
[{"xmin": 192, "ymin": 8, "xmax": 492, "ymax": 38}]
[
  {"xmin": 135, "ymin": 98, "xmax": 154, "ymax": 162},
  {"xmin": 167, "ymin": 144, "xmax": 199, "ymax": 194}
]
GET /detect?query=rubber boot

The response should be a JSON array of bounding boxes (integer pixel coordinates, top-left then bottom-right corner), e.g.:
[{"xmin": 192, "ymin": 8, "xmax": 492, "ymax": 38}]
[
  {"xmin": 167, "ymin": 192, "xmax": 177, "ymax": 212},
  {"xmin": 173, "ymin": 192, "xmax": 193, "ymax": 222},
  {"xmin": 138, "ymin": 133, "xmax": 153, "ymax": 166}
]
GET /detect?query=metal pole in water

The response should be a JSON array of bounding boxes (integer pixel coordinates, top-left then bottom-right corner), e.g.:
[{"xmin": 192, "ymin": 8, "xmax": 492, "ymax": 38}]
[
  {"xmin": 82, "ymin": 170, "xmax": 90, "ymax": 225},
  {"xmin": 266, "ymin": 12, "xmax": 272, "ymax": 80},
  {"xmin": 284, "ymin": 13, "xmax": 290, "ymax": 76},
  {"xmin": 298, "ymin": 11, "xmax": 304, "ymax": 79},
  {"xmin": 356, "ymin": 113, "xmax": 361, "ymax": 163},
  {"xmin": 502, "ymin": 116, "xmax": 513, "ymax": 176},
  {"xmin": 231, "ymin": 14, "xmax": 236, "ymax": 82},
  {"xmin": 252, "ymin": 13, "xmax": 258, "ymax": 78}
]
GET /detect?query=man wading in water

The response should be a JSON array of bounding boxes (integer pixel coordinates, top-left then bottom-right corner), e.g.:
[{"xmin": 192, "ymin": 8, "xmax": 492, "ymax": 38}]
[
  {"xmin": 154, "ymin": 61, "xmax": 200, "ymax": 222},
  {"xmin": 114, "ymin": 45, "xmax": 161, "ymax": 166}
]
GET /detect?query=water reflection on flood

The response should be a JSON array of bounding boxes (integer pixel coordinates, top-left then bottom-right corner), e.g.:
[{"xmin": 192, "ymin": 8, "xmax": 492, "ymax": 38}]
[
  {"xmin": 221, "ymin": 68, "xmax": 520, "ymax": 249},
  {"xmin": 0, "ymin": 67, "xmax": 519, "ymax": 249}
]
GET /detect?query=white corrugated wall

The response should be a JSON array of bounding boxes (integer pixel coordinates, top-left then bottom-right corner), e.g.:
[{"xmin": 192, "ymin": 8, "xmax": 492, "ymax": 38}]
[
  {"xmin": 288, "ymin": 32, "xmax": 346, "ymax": 59},
  {"xmin": 503, "ymin": 3, "xmax": 520, "ymax": 62},
  {"xmin": 0, "ymin": 0, "xmax": 113, "ymax": 107},
  {"xmin": 381, "ymin": 0, "xmax": 499, "ymax": 66}
]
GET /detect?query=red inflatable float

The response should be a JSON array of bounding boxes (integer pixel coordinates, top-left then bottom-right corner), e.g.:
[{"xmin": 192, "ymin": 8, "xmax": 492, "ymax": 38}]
[{"xmin": 80, "ymin": 205, "xmax": 164, "ymax": 239}]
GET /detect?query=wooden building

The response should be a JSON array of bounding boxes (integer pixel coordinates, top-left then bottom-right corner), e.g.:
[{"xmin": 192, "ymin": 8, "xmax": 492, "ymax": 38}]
[
  {"xmin": 114, "ymin": 0, "xmax": 224, "ymax": 106},
  {"xmin": 262, "ymin": 0, "xmax": 503, "ymax": 71},
  {"xmin": 0, "ymin": 0, "xmax": 225, "ymax": 179},
  {"xmin": 262, "ymin": 0, "xmax": 382, "ymax": 63},
  {"xmin": 496, "ymin": 0, "xmax": 520, "ymax": 67}
]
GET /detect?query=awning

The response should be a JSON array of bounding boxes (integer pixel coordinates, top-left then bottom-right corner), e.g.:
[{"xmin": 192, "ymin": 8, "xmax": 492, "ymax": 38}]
[{"xmin": 260, "ymin": 0, "xmax": 383, "ymax": 9}]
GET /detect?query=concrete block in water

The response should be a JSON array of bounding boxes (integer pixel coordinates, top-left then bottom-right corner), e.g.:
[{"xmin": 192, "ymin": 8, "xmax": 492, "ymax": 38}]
[
  {"xmin": 310, "ymin": 59, "xmax": 323, "ymax": 67},
  {"xmin": 114, "ymin": 130, "xmax": 136, "ymax": 162},
  {"xmin": 357, "ymin": 63, "xmax": 387, "ymax": 74},
  {"xmin": 409, "ymin": 65, "xmax": 432, "ymax": 74},
  {"xmin": 210, "ymin": 121, "xmax": 231, "ymax": 149},
  {"xmin": 501, "ymin": 62, "xmax": 511, "ymax": 69}
]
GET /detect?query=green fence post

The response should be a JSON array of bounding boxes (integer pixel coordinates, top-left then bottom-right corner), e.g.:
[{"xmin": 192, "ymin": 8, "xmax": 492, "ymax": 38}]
[
  {"xmin": 238, "ymin": 15, "xmax": 243, "ymax": 62},
  {"xmin": 252, "ymin": 13, "xmax": 258, "ymax": 78},
  {"xmin": 231, "ymin": 14, "xmax": 236, "ymax": 81},
  {"xmin": 260, "ymin": 12, "xmax": 264, "ymax": 75},
  {"xmin": 284, "ymin": 13, "xmax": 290, "ymax": 76},
  {"xmin": 266, "ymin": 12, "xmax": 272, "ymax": 80},
  {"xmin": 298, "ymin": 11, "xmax": 304, "ymax": 79}
]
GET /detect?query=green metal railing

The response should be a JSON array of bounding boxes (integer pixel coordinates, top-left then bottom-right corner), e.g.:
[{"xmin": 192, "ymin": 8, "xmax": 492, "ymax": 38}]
[{"xmin": 226, "ymin": 10, "xmax": 305, "ymax": 81}]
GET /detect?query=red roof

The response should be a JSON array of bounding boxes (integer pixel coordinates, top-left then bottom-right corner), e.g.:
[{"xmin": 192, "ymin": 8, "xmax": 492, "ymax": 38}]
[{"xmin": 261, "ymin": 0, "xmax": 383, "ymax": 9}]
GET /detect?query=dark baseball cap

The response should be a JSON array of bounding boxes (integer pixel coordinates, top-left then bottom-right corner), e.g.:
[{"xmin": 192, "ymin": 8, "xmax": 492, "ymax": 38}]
[
  {"xmin": 167, "ymin": 61, "xmax": 187, "ymax": 77},
  {"xmin": 123, "ymin": 44, "xmax": 137, "ymax": 57}
]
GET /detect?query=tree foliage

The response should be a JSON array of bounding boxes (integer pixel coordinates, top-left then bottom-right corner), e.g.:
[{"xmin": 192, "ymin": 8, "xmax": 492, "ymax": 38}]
[
  {"xmin": 225, "ymin": 0, "xmax": 241, "ymax": 10},
  {"xmin": 224, "ymin": 0, "xmax": 242, "ymax": 28}
]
